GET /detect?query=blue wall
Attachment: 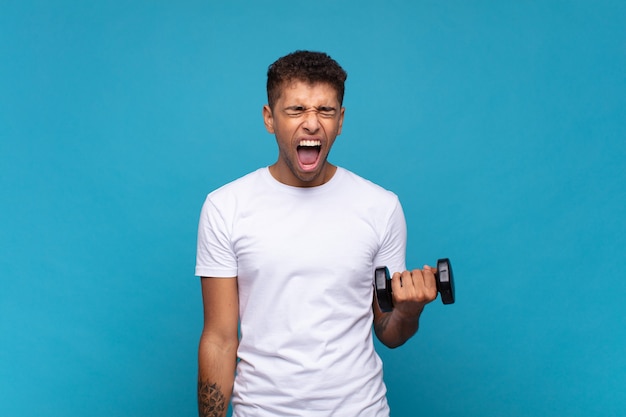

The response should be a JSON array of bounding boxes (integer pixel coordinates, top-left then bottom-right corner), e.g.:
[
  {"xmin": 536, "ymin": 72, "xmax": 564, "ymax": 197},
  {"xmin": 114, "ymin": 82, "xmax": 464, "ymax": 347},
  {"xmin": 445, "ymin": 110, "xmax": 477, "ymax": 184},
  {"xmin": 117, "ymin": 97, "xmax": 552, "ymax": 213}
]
[{"xmin": 1, "ymin": 1, "xmax": 625, "ymax": 416}]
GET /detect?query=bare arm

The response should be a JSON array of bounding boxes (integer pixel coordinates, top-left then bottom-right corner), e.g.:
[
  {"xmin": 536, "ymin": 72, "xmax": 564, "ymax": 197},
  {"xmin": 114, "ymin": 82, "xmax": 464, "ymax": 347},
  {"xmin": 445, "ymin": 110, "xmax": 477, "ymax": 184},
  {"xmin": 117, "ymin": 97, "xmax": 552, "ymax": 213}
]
[
  {"xmin": 373, "ymin": 266, "xmax": 438, "ymax": 348},
  {"xmin": 198, "ymin": 277, "xmax": 239, "ymax": 417}
]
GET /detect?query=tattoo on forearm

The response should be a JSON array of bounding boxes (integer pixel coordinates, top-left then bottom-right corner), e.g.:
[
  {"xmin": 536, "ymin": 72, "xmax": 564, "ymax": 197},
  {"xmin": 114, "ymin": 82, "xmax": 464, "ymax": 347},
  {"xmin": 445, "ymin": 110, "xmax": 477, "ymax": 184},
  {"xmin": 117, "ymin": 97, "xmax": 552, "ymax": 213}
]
[{"xmin": 198, "ymin": 380, "xmax": 226, "ymax": 417}]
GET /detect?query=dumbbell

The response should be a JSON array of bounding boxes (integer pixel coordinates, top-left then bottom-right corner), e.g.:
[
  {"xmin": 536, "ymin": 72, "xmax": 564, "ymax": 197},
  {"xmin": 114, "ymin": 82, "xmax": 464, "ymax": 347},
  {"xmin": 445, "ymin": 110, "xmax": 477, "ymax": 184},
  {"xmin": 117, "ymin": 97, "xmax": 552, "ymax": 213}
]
[{"xmin": 375, "ymin": 258, "xmax": 455, "ymax": 312}]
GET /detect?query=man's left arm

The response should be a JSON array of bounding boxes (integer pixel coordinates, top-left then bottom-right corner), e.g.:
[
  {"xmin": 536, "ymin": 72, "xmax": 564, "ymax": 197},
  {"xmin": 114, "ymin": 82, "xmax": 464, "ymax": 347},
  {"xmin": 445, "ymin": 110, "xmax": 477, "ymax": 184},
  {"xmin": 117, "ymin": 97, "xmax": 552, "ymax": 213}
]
[{"xmin": 373, "ymin": 266, "xmax": 438, "ymax": 348}]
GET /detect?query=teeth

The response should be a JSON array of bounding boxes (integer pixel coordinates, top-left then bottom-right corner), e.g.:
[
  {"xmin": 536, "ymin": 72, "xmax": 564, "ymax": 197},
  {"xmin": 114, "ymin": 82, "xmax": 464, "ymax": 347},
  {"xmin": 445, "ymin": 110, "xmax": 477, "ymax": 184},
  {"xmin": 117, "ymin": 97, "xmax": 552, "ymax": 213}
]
[{"xmin": 299, "ymin": 139, "xmax": 321, "ymax": 147}]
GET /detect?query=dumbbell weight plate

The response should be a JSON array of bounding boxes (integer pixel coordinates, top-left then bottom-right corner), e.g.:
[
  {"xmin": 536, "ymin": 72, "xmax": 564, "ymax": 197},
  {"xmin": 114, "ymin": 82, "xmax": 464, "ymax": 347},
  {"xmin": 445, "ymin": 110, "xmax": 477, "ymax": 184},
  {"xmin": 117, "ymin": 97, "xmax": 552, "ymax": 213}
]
[
  {"xmin": 436, "ymin": 258, "xmax": 455, "ymax": 305},
  {"xmin": 374, "ymin": 267, "xmax": 393, "ymax": 312}
]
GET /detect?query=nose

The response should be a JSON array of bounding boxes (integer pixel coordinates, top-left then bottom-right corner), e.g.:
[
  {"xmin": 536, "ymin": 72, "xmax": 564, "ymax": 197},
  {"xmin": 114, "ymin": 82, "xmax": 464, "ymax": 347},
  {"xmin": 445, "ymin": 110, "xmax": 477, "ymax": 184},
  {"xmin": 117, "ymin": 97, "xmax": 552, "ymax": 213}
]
[{"xmin": 301, "ymin": 109, "xmax": 321, "ymax": 133}]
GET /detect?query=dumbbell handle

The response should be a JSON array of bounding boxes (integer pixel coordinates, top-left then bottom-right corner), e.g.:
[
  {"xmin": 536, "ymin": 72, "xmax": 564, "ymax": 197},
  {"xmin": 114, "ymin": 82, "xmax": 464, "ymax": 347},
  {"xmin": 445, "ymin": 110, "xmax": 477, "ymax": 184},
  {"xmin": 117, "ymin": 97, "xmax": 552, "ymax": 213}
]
[{"xmin": 375, "ymin": 258, "xmax": 455, "ymax": 313}]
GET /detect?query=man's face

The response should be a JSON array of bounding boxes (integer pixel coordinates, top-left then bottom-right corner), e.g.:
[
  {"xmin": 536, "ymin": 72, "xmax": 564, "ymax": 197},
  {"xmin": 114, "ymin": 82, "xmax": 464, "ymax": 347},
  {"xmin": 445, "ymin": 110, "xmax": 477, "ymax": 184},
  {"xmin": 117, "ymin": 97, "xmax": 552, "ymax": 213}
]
[{"xmin": 263, "ymin": 80, "xmax": 345, "ymax": 187}]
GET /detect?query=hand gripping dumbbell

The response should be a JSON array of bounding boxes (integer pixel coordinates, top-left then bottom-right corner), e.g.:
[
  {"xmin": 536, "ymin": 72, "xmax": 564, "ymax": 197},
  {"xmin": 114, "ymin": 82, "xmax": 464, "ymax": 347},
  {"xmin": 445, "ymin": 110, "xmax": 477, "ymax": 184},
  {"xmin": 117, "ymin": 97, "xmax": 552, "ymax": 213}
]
[{"xmin": 375, "ymin": 258, "xmax": 455, "ymax": 312}]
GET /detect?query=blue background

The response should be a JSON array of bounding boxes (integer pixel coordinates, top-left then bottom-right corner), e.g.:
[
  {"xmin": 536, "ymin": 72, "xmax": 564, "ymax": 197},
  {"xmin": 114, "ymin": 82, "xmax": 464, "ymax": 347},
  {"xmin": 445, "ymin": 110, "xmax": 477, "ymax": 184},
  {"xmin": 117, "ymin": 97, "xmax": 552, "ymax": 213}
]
[{"xmin": 1, "ymin": 1, "xmax": 625, "ymax": 416}]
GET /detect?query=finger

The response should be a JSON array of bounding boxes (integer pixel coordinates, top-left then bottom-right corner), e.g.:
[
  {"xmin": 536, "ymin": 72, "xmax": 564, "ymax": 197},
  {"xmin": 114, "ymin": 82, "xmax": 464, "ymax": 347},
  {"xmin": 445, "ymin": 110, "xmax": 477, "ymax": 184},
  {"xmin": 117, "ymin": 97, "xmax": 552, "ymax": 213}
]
[
  {"xmin": 403, "ymin": 269, "xmax": 435, "ymax": 305},
  {"xmin": 421, "ymin": 265, "xmax": 437, "ymax": 290},
  {"xmin": 420, "ymin": 265, "xmax": 438, "ymax": 302},
  {"xmin": 390, "ymin": 270, "xmax": 412, "ymax": 294}
]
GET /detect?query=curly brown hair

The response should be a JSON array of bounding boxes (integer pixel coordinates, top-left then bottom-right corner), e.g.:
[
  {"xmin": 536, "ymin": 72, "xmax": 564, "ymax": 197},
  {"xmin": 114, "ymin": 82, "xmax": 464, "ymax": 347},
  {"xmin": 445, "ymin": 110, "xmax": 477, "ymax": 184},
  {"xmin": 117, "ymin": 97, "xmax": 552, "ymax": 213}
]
[{"xmin": 266, "ymin": 50, "xmax": 348, "ymax": 109}]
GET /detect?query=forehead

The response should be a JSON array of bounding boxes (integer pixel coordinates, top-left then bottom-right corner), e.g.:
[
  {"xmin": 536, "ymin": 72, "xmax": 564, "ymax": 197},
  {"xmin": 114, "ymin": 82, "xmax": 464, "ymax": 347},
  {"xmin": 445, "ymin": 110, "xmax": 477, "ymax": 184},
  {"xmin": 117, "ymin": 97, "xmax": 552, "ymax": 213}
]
[{"xmin": 277, "ymin": 80, "xmax": 340, "ymax": 105}]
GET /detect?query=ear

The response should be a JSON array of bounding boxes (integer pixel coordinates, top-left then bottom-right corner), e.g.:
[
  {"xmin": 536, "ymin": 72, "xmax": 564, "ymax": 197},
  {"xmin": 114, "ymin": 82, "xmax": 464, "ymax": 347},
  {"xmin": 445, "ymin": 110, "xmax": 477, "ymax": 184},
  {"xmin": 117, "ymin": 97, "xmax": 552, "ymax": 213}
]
[
  {"xmin": 337, "ymin": 107, "xmax": 345, "ymax": 135},
  {"xmin": 262, "ymin": 105, "xmax": 275, "ymax": 134}
]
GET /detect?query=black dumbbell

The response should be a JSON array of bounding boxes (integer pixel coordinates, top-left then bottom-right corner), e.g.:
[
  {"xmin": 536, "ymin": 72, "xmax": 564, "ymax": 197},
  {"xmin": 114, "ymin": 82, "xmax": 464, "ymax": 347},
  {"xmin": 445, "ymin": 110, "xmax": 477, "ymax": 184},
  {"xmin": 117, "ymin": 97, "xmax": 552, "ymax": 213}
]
[{"xmin": 375, "ymin": 258, "xmax": 455, "ymax": 312}]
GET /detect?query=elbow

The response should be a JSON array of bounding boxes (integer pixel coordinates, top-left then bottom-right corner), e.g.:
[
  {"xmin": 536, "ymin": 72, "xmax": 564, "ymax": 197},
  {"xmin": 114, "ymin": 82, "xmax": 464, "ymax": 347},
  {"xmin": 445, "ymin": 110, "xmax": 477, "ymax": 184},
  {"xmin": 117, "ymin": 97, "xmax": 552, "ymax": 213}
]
[
  {"xmin": 377, "ymin": 335, "xmax": 408, "ymax": 349},
  {"xmin": 374, "ymin": 315, "xmax": 418, "ymax": 349},
  {"xmin": 374, "ymin": 327, "xmax": 410, "ymax": 349},
  {"xmin": 199, "ymin": 331, "xmax": 239, "ymax": 354},
  {"xmin": 374, "ymin": 322, "xmax": 418, "ymax": 349}
]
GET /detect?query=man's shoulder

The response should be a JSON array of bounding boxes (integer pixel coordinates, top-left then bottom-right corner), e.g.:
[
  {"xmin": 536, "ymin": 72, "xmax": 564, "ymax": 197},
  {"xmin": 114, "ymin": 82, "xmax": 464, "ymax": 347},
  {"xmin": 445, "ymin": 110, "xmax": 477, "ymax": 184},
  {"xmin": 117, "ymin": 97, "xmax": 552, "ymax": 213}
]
[
  {"xmin": 209, "ymin": 167, "xmax": 268, "ymax": 196},
  {"xmin": 337, "ymin": 167, "xmax": 399, "ymax": 201},
  {"xmin": 200, "ymin": 168, "xmax": 270, "ymax": 213}
]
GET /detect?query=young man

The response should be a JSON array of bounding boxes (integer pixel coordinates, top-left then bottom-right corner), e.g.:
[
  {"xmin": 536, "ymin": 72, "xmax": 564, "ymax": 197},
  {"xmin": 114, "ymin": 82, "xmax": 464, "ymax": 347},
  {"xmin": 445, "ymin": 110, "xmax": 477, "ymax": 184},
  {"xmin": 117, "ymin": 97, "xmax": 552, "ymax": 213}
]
[{"xmin": 195, "ymin": 51, "xmax": 437, "ymax": 417}]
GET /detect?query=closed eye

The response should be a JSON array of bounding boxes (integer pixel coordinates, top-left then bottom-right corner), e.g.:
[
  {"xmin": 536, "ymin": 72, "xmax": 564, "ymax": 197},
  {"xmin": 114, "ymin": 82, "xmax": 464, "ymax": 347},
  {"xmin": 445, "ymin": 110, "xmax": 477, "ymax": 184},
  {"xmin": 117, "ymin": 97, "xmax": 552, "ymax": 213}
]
[
  {"xmin": 316, "ymin": 106, "xmax": 337, "ymax": 118},
  {"xmin": 283, "ymin": 106, "xmax": 337, "ymax": 118},
  {"xmin": 284, "ymin": 106, "xmax": 306, "ymax": 117}
]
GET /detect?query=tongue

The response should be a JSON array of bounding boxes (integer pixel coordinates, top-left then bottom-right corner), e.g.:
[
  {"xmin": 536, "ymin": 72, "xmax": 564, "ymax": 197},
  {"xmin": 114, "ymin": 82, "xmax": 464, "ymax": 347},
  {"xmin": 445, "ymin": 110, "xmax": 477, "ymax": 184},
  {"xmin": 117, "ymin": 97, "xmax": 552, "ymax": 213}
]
[{"xmin": 298, "ymin": 147, "xmax": 319, "ymax": 165}]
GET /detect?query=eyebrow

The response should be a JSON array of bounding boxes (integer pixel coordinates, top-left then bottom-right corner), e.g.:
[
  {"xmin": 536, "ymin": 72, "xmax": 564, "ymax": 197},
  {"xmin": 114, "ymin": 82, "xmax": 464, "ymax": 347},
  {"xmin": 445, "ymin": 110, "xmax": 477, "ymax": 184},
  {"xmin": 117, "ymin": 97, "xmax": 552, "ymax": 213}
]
[{"xmin": 283, "ymin": 105, "xmax": 337, "ymax": 111}]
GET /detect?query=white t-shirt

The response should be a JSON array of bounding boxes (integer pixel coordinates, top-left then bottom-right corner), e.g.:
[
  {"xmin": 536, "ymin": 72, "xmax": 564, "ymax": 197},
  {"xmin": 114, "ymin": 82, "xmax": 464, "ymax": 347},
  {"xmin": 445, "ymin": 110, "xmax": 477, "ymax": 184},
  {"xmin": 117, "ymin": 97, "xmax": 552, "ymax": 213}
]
[{"xmin": 196, "ymin": 167, "xmax": 407, "ymax": 417}]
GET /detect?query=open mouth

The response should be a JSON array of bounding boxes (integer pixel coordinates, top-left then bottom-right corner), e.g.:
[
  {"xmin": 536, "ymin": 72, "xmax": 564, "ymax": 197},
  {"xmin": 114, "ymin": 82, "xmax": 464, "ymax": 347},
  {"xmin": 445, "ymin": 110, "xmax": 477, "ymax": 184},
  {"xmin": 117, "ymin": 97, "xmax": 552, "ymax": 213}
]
[{"xmin": 297, "ymin": 139, "xmax": 321, "ymax": 168}]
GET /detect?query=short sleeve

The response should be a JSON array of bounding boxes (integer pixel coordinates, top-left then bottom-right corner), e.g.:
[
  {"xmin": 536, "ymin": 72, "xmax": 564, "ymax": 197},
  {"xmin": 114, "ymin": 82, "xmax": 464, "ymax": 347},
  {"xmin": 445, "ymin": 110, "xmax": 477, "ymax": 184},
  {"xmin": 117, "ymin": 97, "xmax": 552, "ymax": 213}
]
[
  {"xmin": 373, "ymin": 196, "xmax": 407, "ymax": 275},
  {"xmin": 195, "ymin": 197, "xmax": 238, "ymax": 278}
]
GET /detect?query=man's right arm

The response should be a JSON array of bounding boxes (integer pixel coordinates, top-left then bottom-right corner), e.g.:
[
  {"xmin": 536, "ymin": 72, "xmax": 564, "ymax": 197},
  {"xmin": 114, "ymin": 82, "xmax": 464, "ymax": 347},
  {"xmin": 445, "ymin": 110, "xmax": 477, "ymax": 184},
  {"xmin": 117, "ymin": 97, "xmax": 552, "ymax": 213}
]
[{"xmin": 198, "ymin": 276, "xmax": 239, "ymax": 417}]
